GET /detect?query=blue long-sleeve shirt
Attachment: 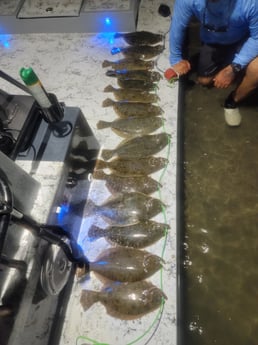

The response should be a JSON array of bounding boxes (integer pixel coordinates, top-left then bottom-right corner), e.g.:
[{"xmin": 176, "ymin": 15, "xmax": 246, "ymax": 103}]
[{"xmin": 169, "ymin": 0, "xmax": 258, "ymax": 68}]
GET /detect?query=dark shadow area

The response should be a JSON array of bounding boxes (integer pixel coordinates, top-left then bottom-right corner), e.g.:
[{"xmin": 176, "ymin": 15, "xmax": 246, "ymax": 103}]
[{"xmin": 178, "ymin": 21, "xmax": 258, "ymax": 345}]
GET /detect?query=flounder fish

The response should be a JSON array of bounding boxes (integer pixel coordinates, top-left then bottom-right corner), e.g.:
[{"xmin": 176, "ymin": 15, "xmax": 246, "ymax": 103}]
[
  {"xmin": 84, "ymin": 192, "xmax": 166, "ymax": 226},
  {"xmin": 102, "ymin": 58, "xmax": 154, "ymax": 70},
  {"xmin": 103, "ymin": 85, "xmax": 160, "ymax": 103},
  {"xmin": 92, "ymin": 170, "xmax": 161, "ymax": 194},
  {"xmin": 106, "ymin": 69, "xmax": 162, "ymax": 82},
  {"xmin": 114, "ymin": 31, "xmax": 164, "ymax": 46},
  {"xmin": 80, "ymin": 280, "xmax": 167, "ymax": 320},
  {"xmin": 102, "ymin": 98, "xmax": 164, "ymax": 118},
  {"xmin": 95, "ymin": 156, "xmax": 169, "ymax": 176},
  {"xmin": 111, "ymin": 45, "xmax": 164, "ymax": 60},
  {"xmin": 80, "ymin": 247, "xmax": 164, "ymax": 282},
  {"xmin": 96, "ymin": 116, "xmax": 164, "ymax": 137},
  {"xmin": 117, "ymin": 78, "xmax": 157, "ymax": 91},
  {"xmin": 101, "ymin": 132, "xmax": 171, "ymax": 160},
  {"xmin": 88, "ymin": 220, "xmax": 170, "ymax": 248}
]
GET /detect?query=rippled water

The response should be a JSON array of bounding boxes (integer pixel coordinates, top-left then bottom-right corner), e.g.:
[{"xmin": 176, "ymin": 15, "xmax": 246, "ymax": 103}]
[{"xmin": 182, "ymin": 83, "xmax": 258, "ymax": 345}]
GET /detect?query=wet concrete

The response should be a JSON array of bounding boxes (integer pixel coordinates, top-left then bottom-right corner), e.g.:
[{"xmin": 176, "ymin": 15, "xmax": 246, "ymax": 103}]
[{"xmin": 181, "ymin": 24, "xmax": 258, "ymax": 345}]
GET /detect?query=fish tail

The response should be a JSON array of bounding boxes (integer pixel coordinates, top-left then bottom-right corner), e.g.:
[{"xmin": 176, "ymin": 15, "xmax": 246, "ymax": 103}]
[
  {"xmin": 92, "ymin": 170, "xmax": 106, "ymax": 180},
  {"xmin": 102, "ymin": 98, "xmax": 114, "ymax": 107},
  {"xmin": 88, "ymin": 225, "xmax": 106, "ymax": 240},
  {"xmin": 101, "ymin": 149, "xmax": 114, "ymax": 161},
  {"xmin": 95, "ymin": 159, "xmax": 108, "ymax": 170},
  {"xmin": 97, "ymin": 120, "xmax": 111, "ymax": 129},
  {"xmin": 80, "ymin": 290, "xmax": 99, "ymax": 311},
  {"xmin": 104, "ymin": 85, "xmax": 115, "ymax": 93},
  {"xmin": 102, "ymin": 60, "xmax": 111, "ymax": 68}
]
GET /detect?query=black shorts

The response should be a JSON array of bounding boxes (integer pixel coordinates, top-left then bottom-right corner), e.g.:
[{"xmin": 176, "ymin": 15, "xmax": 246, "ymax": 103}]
[{"xmin": 197, "ymin": 40, "xmax": 245, "ymax": 77}]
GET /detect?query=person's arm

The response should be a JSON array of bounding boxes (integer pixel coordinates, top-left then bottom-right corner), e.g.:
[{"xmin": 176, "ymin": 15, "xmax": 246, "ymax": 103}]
[
  {"xmin": 232, "ymin": 3, "xmax": 258, "ymax": 68},
  {"xmin": 169, "ymin": 0, "xmax": 194, "ymax": 66},
  {"xmin": 214, "ymin": 3, "xmax": 258, "ymax": 88}
]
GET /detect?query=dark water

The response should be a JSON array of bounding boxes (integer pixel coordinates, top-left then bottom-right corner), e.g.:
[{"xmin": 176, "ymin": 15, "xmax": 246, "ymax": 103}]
[{"xmin": 182, "ymin": 82, "xmax": 258, "ymax": 345}]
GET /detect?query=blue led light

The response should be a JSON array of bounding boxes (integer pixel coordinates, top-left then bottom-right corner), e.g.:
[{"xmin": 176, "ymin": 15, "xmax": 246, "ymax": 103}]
[
  {"xmin": 111, "ymin": 47, "xmax": 121, "ymax": 55},
  {"xmin": 0, "ymin": 35, "xmax": 11, "ymax": 48},
  {"xmin": 105, "ymin": 17, "xmax": 111, "ymax": 25},
  {"xmin": 56, "ymin": 203, "xmax": 70, "ymax": 224}
]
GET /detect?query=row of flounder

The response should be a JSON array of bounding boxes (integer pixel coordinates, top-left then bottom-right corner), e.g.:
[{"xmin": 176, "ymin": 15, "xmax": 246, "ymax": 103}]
[{"xmin": 80, "ymin": 31, "xmax": 169, "ymax": 320}]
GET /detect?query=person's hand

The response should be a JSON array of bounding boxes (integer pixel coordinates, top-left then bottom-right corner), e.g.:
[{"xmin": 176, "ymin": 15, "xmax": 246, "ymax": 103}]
[
  {"xmin": 213, "ymin": 65, "xmax": 235, "ymax": 88},
  {"xmin": 172, "ymin": 60, "xmax": 191, "ymax": 75}
]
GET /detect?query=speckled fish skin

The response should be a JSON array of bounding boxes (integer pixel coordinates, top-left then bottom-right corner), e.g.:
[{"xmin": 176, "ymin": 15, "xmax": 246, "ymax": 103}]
[
  {"xmin": 102, "ymin": 58, "xmax": 154, "ymax": 70},
  {"xmin": 88, "ymin": 220, "xmax": 170, "ymax": 248},
  {"xmin": 117, "ymin": 78, "xmax": 157, "ymax": 91},
  {"xmin": 114, "ymin": 31, "xmax": 164, "ymax": 46},
  {"xmin": 92, "ymin": 170, "xmax": 161, "ymax": 194},
  {"xmin": 103, "ymin": 85, "xmax": 160, "ymax": 103},
  {"xmin": 95, "ymin": 157, "xmax": 169, "ymax": 176},
  {"xmin": 102, "ymin": 98, "xmax": 164, "ymax": 118},
  {"xmin": 80, "ymin": 280, "xmax": 167, "ymax": 320},
  {"xmin": 101, "ymin": 132, "xmax": 171, "ymax": 160},
  {"xmin": 96, "ymin": 116, "xmax": 164, "ymax": 137},
  {"xmin": 111, "ymin": 45, "xmax": 165, "ymax": 60},
  {"xmin": 89, "ymin": 247, "xmax": 163, "ymax": 282},
  {"xmin": 84, "ymin": 192, "xmax": 166, "ymax": 225},
  {"xmin": 106, "ymin": 69, "xmax": 162, "ymax": 82}
]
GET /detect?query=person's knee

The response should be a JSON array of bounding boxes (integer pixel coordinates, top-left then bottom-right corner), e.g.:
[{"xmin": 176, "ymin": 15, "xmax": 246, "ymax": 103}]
[
  {"xmin": 197, "ymin": 76, "xmax": 214, "ymax": 86},
  {"xmin": 246, "ymin": 57, "xmax": 258, "ymax": 78}
]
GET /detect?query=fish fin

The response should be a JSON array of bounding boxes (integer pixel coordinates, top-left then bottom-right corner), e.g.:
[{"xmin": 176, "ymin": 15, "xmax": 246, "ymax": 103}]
[
  {"xmin": 101, "ymin": 149, "xmax": 114, "ymax": 161},
  {"xmin": 92, "ymin": 170, "xmax": 106, "ymax": 180},
  {"xmin": 102, "ymin": 60, "xmax": 111, "ymax": 68},
  {"xmin": 95, "ymin": 159, "xmax": 108, "ymax": 170},
  {"xmin": 102, "ymin": 98, "xmax": 114, "ymax": 107},
  {"xmin": 106, "ymin": 307, "xmax": 142, "ymax": 320},
  {"xmin": 111, "ymin": 128, "xmax": 127, "ymax": 138},
  {"xmin": 80, "ymin": 290, "xmax": 99, "ymax": 311},
  {"xmin": 97, "ymin": 120, "xmax": 111, "ymax": 129},
  {"xmin": 88, "ymin": 225, "xmax": 106, "ymax": 240},
  {"xmin": 104, "ymin": 85, "xmax": 116, "ymax": 93}
]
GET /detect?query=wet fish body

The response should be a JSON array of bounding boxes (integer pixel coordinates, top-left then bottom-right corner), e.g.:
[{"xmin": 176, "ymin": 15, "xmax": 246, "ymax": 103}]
[
  {"xmin": 87, "ymin": 247, "xmax": 163, "ymax": 282},
  {"xmin": 102, "ymin": 58, "xmax": 154, "ymax": 70},
  {"xmin": 93, "ymin": 170, "xmax": 161, "ymax": 194},
  {"xmin": 84, "ymin": 191, "xmax": 166, "ymax": 225},
  {"xmin": 102, "ymin": 98, "xmax": 164, "ymax": 118},
  {"xmin": 97, "ymin": 116, "xmax": 163, "ymax": 137},
  {"xmin": 101, "ymin": 132, "xmax": 171, "ymax": 160},
  {"xmin": 117, "ymin": 78, "xmax": 157, "ymax": 91},
  {"xmin": 80, "ymin": 280, "xmax": 167, "ymax": 320},
  {"xmin": 88, "ymin": 220, "xmax": 170, "ymax": 248},
  {"xmin": 95, "ymin": 156, "xmax": 169, "ymax": 176},
  {"xmin": 103, "ymin": 85, "xmax": 159, "ymax": 103},
  {"xmin": 114, "ymin": 31, "xmax": 164, "ymax": 46},
  {"xmin": 111, "ymin": 45, "xmax": 164, "ymax": 60},
  {"xmin": 106, "ymin": 69, "xmax": 162, "ymax": 82}
]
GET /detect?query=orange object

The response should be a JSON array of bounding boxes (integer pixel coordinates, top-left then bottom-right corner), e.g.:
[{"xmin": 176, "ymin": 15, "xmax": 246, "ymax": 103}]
[{"xmin": 164, "ymin": 68, "xmax": 177, "ymax": 80}]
